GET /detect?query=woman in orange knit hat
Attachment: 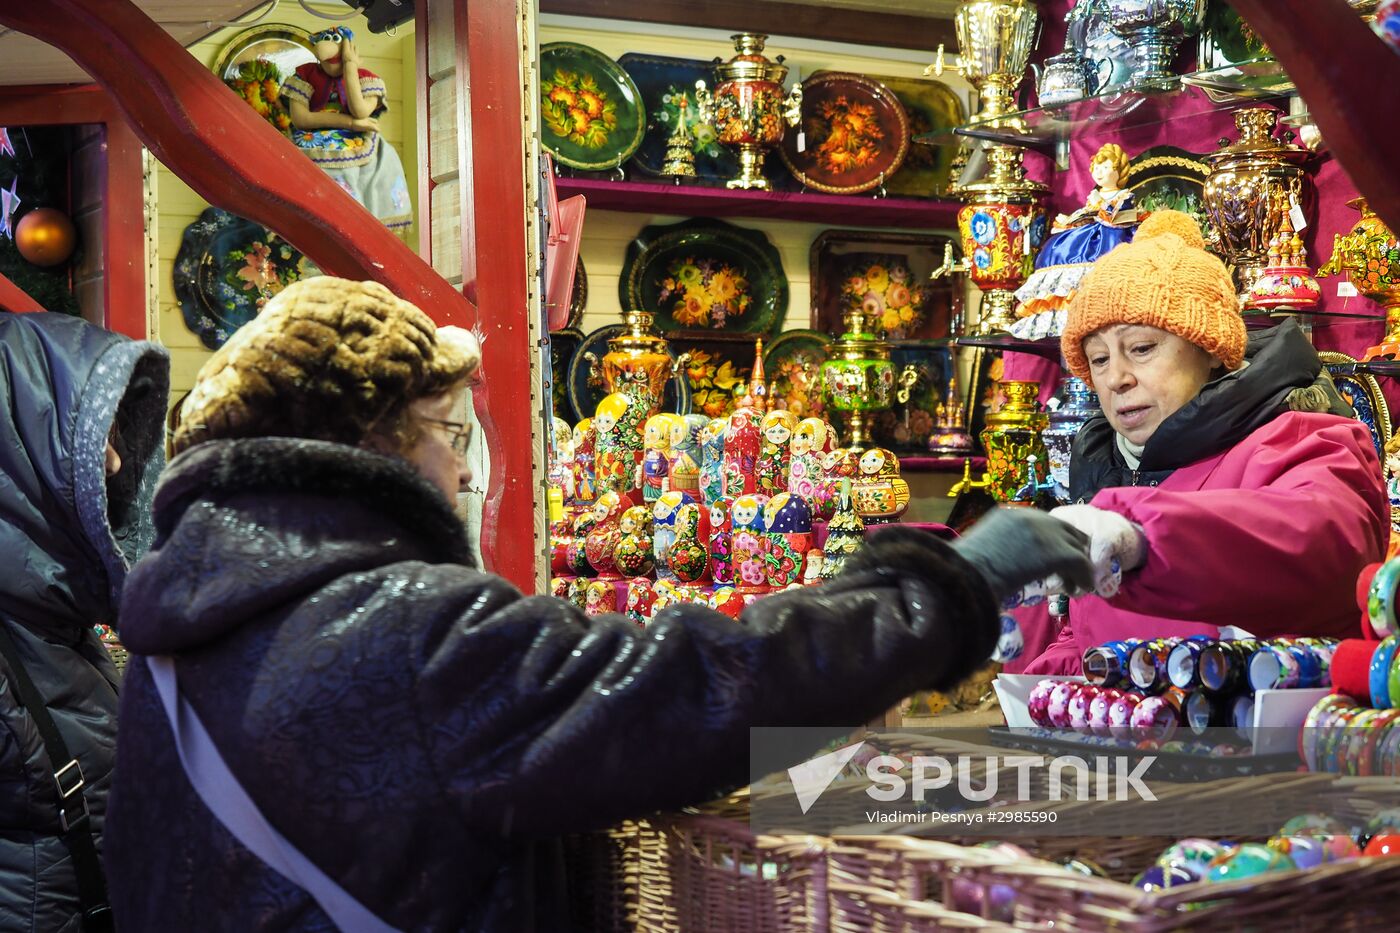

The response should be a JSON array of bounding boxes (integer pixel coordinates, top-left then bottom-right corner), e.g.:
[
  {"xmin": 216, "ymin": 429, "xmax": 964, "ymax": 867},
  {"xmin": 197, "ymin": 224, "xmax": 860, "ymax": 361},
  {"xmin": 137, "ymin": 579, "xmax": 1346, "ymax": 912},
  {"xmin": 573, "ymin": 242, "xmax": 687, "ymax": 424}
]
[{"xmin": 1009, "ymin": 210, "xmax": 1388, "ymax": 675}]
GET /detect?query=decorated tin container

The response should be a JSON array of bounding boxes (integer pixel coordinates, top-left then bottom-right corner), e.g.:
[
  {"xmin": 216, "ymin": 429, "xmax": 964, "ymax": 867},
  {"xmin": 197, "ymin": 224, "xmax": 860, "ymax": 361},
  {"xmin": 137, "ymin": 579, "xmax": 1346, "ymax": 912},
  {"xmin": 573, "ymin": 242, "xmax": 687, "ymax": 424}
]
[
  {"xmin": 763, "ymin": 492, "xmax": 813, "ymax": 588},
  {"xmin": 730, "ymin": 493, "xmax": 772, "ymax": 594},
  {"xmin": 707, "ymin": 496, "xmax": 736, "ymax": 586},
  {"xmin": 757, "ymin": 409, "xmax": 799, "ymax": 495},
  {"xmin": 722, "ymin": 406, "xmax": 762, "ymax": 497},
  {"xmin": 699, "ymin": 417, "xmax": 728, "ymax": 504}
]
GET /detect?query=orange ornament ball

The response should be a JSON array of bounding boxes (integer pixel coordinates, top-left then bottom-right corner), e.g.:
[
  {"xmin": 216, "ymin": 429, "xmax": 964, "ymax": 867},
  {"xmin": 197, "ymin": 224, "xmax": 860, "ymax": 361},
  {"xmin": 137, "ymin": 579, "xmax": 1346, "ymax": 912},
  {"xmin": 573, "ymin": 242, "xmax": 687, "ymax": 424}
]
[{"xmin": 15, "ymin": 208, "xmax": 78, "ymax": 267}]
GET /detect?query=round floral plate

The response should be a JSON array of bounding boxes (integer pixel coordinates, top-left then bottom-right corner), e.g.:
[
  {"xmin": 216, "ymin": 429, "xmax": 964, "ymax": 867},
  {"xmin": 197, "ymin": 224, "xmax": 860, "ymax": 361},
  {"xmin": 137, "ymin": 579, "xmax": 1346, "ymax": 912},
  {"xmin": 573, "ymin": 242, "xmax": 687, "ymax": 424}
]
[
  {"xmin": 174, "ymin": 207, "xmax": 318, "ymax": 350},
  {"xmin": 778, "ymin": 72, "xmax": 910, "ymax": 195},
  {"xmin": 211, "ymin": 24, "xmax": 315, "ymax": 82},
  {"xmin": 539, "ymin": 42, "xmax": 646, "ymax": 172},
  {"xmin": 568, "ymin": 324, "xmax": 692, "ymax": 422},
  {"xmin": 1320, "ymin": 351, "xmax": 1391, "ymax": 460},
  {"xmin": 620, "ymin": 217, "xmax": 787, "ymax": 336},
  {"xmin": 763, "ymin": 330, "xmax": 832, "ymax": 418}
]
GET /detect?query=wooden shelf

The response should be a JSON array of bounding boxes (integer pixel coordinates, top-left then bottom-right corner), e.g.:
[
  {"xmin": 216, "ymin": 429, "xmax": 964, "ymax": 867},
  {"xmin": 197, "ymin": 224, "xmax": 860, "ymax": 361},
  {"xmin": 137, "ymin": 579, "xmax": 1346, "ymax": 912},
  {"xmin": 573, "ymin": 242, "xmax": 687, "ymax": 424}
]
[{"xmin": 554, "ymin": 176, "xmax": 962, "ymax": 229}]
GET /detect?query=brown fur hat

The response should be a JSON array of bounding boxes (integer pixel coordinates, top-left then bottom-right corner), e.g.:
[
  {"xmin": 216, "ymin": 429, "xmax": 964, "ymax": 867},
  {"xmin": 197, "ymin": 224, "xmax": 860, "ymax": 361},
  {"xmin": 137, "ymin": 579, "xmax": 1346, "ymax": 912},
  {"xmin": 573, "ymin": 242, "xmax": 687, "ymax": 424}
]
[{"xmin": 174, "ymin": 277, "xmax": 479, "ymax": 454}]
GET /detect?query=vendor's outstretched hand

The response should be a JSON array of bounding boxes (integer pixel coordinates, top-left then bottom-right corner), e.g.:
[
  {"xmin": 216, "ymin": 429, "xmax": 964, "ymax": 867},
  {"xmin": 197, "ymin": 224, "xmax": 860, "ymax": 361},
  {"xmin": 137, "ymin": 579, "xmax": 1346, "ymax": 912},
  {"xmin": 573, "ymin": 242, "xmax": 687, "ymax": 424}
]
[
  {"xmin": 1049, "ymin": 504, "xmax": 1146, "ymax": 597},
  {"xmin": 953, "ymin": 507, "xmax": 1095, "ymax": 602}
]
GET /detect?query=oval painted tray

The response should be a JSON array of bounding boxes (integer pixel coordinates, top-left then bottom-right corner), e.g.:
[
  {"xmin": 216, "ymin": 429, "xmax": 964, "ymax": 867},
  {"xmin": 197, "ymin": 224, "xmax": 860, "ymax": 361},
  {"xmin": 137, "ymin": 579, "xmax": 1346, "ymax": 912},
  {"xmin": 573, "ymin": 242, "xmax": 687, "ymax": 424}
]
[
  {"xmin": 617, "ymin": 52, "xmax": 740, "ymax": 183},
  {"xmin": 763, "ymin": 329, "xmax": 832, "ymax": 418},
  {"xmin": 539, "ymin": 42, "xmax": 646, "ymax": 172},
  {"xmin": 621, "ymin": 217, "xmax": 788, "ymax": 337},
  {"xmin": 778, "ymin": 72, "xmax": 910, "ymax": 195},
  {"xmin": 862, "ymin": 73, "xmax": 964, "ymax": 198},
  {"xmin": 174, "ymin": 207, "xmax": 317, "ymax": 350},
  {"xmin": 568, "ymin": 324, "xmax": 691, "ymax": 422}
]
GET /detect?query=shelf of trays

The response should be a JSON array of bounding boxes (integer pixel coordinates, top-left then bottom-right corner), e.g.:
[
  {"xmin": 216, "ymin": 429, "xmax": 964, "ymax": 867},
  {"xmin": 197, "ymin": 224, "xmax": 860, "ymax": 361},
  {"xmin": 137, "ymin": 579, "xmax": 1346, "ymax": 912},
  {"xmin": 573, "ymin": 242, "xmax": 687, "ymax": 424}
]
[{"xmin": 917, "ymin": 58, "xmax": 1294, "ymax": 152}]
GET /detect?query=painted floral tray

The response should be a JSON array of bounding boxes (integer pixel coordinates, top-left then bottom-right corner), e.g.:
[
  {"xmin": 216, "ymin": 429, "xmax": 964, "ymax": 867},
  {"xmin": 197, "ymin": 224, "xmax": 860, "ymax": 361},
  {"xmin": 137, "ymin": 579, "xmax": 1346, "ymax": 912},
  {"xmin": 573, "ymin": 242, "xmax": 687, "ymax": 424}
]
[
  {"xmin": 778, "ymin": 72, "xmax": 909, "ymax": 195},
  {"xmin": 621, "ymin": 217, "xmax": 788, "ymax": 337},
  {"xmin": 864, "ymin": 73, "xmax": 964, "ymax": 198},
  {"xmin": 809, "ymin": 229, "xmax": 958, "ymax": 341},
  {"xmin": 174, "ymin": 207, "xmax": 317, "ymax": 350},
  {"xmin": 671, "ymin": 335, "xmax": 760, "ymax": 419},
  {"xmin": 617, "ymin": 52, "xmax": 739, "ymax": 182},
  {"xmin": 1321, "ymin": 350, "xmax": 1391, "ymax": 459},
  {"xmin": 568, "ymin": 323, "xmax": 691, "ymax": 422},
  {"xmin": 762, "ymin": 329, "xmax": 831, "ymax": 419},
  {"xmin": 548, "ymin": 327, "xmax": 583, "ymax": 422},
  {"xmin": 539, "ymin": 42, "xmax": 646, "ymax": 172}
]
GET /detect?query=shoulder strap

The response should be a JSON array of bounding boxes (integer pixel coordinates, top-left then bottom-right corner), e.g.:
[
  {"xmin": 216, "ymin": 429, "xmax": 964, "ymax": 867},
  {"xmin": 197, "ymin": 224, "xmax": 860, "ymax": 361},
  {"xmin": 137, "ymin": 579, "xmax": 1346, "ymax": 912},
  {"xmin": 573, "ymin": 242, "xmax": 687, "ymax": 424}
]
[
  {"xmin": 144, "ymin": 655, "xmax": 401, "ymax": 933},
  {"xmin": 0, "ymin": 621, "xmax": 112, "ymax": 932}
]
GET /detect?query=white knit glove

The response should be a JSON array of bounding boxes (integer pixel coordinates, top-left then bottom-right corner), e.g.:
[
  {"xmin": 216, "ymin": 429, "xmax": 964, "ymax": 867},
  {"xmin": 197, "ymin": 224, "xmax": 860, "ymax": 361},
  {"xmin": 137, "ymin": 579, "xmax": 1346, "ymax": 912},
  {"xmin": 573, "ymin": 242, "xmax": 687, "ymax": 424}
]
[{"xmin": 1049, "ymin": 504, "xmax": 1147, "ymax": 598}]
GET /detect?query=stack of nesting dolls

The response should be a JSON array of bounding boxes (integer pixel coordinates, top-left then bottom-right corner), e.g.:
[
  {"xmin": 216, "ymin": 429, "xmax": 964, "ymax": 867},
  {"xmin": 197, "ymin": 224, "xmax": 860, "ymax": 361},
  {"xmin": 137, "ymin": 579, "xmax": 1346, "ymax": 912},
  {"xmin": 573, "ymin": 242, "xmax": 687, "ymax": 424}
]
[{"xmin": 547, "ymin": 395, "xmax": 911, "ymax": 626}]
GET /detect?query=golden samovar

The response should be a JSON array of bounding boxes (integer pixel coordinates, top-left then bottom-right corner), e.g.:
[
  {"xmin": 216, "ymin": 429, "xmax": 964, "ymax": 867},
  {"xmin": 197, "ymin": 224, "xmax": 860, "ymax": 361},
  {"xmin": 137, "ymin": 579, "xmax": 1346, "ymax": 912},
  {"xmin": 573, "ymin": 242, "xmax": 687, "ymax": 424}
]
[
  {"xmin": 585, "ymin": 309, "xmax": 688, "ymax": 420},
  {"xmin": 821, "ymin": 306, "xmax": 917, "ymax": 449},
  {"xmin": 980, "ymin": 380, "xmax": 1049, "ymax": 503},
  {"xmin": 695, "ymin": 34, "xmax": 803, "ymax": 190}
]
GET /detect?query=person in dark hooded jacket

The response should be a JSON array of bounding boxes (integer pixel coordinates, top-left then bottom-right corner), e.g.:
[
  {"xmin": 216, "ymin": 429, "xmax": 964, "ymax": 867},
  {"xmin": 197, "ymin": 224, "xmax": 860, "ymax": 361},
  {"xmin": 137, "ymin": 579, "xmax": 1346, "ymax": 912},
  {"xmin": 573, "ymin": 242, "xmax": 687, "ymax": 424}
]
[
  {"xmin": 0, "ymin": 311, "xmax": 168, "ymax": 932},
  {"xmin": 105, "ymin": 277, "xmax": 1093, "ymax": 932},
  {"xmin": 1005, "ymin": 211, "xmax": 1387, "ymax": 675}
]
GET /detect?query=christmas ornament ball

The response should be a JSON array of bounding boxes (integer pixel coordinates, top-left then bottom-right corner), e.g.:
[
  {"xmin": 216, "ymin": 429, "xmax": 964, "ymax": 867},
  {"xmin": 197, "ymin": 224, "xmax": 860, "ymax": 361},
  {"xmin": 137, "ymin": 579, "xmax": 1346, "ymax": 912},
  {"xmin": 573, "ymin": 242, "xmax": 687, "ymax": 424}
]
[{"xmin": 15, "ymin": 208, "xmax": 77, "ymax": 267}]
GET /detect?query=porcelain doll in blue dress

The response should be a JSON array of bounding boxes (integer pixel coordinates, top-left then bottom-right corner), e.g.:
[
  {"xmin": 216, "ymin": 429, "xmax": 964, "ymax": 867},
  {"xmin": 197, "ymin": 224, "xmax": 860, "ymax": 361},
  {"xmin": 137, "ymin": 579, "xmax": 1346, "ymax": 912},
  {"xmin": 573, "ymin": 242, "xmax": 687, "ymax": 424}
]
[{"xmin": 1011, "ymin": 143, "xmax": 1139, "ymax": 339}]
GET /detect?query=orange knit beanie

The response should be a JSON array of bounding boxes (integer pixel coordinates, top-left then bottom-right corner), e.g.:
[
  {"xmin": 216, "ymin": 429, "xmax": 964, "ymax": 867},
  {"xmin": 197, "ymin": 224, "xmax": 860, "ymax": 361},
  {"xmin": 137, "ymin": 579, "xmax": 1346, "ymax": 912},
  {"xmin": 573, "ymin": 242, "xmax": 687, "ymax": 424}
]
[{"xmin": 1060, "ymin": 210, "xmax": 1246, "ymax": 380}]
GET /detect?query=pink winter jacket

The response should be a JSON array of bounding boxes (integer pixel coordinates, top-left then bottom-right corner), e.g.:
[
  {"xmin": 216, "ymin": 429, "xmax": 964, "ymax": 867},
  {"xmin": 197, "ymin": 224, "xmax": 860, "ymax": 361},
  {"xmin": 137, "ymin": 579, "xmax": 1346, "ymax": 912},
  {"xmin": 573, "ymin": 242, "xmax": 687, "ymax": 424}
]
[{"xmin": 1007, "ymin": 411, "xmax": 1387, "ymax": 676}]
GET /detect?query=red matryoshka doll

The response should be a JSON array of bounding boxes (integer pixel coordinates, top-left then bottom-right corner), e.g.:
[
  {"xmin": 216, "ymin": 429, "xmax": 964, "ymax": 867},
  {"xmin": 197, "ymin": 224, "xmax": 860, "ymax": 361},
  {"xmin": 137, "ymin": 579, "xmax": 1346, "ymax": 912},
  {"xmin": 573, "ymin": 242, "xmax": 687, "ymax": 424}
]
[
  {"xmin": 571, "ymin": 418, "xmax": 598, "ymax": 505},
  {"xmin": 730, "ymin": 493, "xmax": 771, "ymax": 595},
  {"xmin": 721, "ymin": 407, "xmax": 762, "ymax": 497},
  {"xmin": 652, "ymin": 489, "xmax": 697, "ymax": 584},
  {"xmin": 549, "ymin": 577, "xmax": 571, "ymax": 600},
  {"xmin": 788, "ymin": 417, "xmax": 837, "ymax": 519},
  {"xmin": 669, "ymin": 500, "xmax": 711, "ymax": 587},
  {"xmin": 708, "ymin": 586, "xmax": 745, "ymax": 620},
  {"xmin": 668, "ymin": 414, "xmax": 708, "ymax": 498},
  {"xmin": 707, "ymin": 496, "xmax": 736, "ymax": 585},
  {"xmin": 625, "ymin": 577, "xmax": 657, "ymax": 626},
  {"xmin": 584, "ymin": 579, "xmax": 618, "ymax": 616},
  {"xmin": 583, "ymin": 490, "xmax": 634, "ymax": 578},
  {"xmin": 613, "ymin": 505, "xmax": 656, "ymax": 577},
  {"xmin": 852, "ymin": 446, "xmax": 911, "ymax": 525},
  {"xmin": 566, "ymin": 576, "xmax": 590, "ymax": 610},
  {"xmin": 757, "ymin": 409, "xmax": 799, "ymax": 495},
  {"xmin": 819, "ymin": 446, "xmax": 860, "ymax": 512},
  {"xmin": 651, "ymin": 579, "xmax": 683, "ymax": 614},
  {"xmin": 699, "ymin": 418, "xmax": 727, "ymax": 505},
  {"xmin": 763, "ymin": 492, "xmax": 813, "ymax": 588},
  {"xmin": 565, "ymin": 502, "xmax": 601, "ymax": 577},
  {"xmin": 641, "ymin": 413, "xmax": 682, "ymax": 503},
  {"xmin": 593, "ymin": 393, "xmax": 645, "ymax": 495},
  {"xmin": 818, "ymin": 480, "xmax": 865, "ymax": 581}
]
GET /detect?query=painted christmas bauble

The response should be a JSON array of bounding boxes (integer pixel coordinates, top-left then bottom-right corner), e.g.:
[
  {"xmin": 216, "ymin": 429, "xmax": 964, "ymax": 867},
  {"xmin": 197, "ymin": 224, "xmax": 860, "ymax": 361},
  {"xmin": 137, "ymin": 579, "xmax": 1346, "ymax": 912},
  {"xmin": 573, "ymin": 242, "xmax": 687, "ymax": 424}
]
[
  {"xmin": 1267, "ymin": 835, "xmax": 1331, "ymax": 870},
  {"xmin": 1132, "ymin": 863, "xmax": 1198, "ymax": 891},
  {"xmin": 1363, "ymin": 834, "xmax": 1400, "ymax": 857},
  {"xmin": 1027, "ymin": 679, "xmax": 1057, "ymax": 726},
  {"xmin": 1047, "ymin": 682, "xmax": 1078, "ymax": 729},
  {"xmin": 1158, "ymin": 839, "xmax": 1232, "ymax": 876},
  {"xmin": 15, "ymin": 207, "xmax": 77, "ymax": 267},
  {"xmin": 1206, "ymin": 843, "xmax": 1294, "ymax": 883}
]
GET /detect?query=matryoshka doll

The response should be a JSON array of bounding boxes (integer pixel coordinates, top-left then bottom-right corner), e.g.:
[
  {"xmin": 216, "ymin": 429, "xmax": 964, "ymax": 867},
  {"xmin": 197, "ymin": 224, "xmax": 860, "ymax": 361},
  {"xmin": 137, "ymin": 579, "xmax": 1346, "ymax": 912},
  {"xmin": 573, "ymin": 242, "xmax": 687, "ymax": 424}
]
[
  {"xmin": 548, "ymin": 417, "xmax": 576, "ymax": 503},
  {"xmin": 668, "ymin": 414, "xmax": 708, "ymax": 498},
  {"xmin": 708, "ymin": 586, "xmax": 744, "ymax": 620},
  {"xmin": 566, "ymin": 576, "xmax": 590, "ymax": 610},
  {"xmin": 852, "ymin": 446, "xmax": 911, "ymax": 525},
  {"xmin": 571, "ymin": 418, "xmax": 597, "ymax": 505},
  {"xmin": 788, "ymin": 417, "xmax": 836, "ymax": 519},
  {"xmin": 549, "ymin": 577, "xmax": 571, "ymax": 600},
  {"xmin": 698, "ymin": 418, "xmax": 727, "ymax": 504},
  {"xmin": 584, "ymin": 579, "xmax": 617, "ymax": 616},
  {"xmin": 730, "ymin": 493, "xmax": 772, "ymax": 595},
  {"xmin": 818, "ymin": 480, "xmax": 865, "ymax": 580},
  {"xmin": 722, "ymin": 407, "xmax": 762, "ymax": 498},
  {"xmin": 707, "ymin": 496, "xmax": 735, "ymax": 585},
  {"xmin": 763, "ymin": 492, "xmax": 814, "ymax": 588},
  {"xmin": 583, "ymin": 490, "xmax": 634, "ymax": 578},
  {"xmin": 565, "ymin": 502, "xmax": 600, "ymax": 576},
  {"xmin": 613, "ymin": 505, "xmax": 656, "ymax": 578},
  {"xmin": 593, "ymin": 393, "xmax": 645, "ymax": 495},
  {"xmin": 757, "ymin": 409, "xmax": 799, "ymax": 495},
  {"xmin": 641, "ymin": 413, "xmax": 682, "ymax": 503},
  {"xmin": 652, "ymin": 489, "xmax": 697, "ymax": 584},
  {"xmin": 625, "ymin": 577, "xmax": 657, "ymax": 627},
  {"xmin": 819, "ymin": 446, "xmax": 860, "ymax": 514},
  {"xmin": 669, "ymin": 500, "xmax": 711, "ymax": 587}
]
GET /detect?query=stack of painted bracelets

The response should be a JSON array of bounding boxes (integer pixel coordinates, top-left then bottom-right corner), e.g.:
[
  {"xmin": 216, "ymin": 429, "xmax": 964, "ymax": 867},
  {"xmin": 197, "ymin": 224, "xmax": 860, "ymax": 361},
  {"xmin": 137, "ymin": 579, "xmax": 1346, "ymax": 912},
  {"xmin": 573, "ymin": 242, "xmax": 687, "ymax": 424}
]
[{"xmin": 1027, "ymin": 636, "xmax": 1338, "ymax": 747}]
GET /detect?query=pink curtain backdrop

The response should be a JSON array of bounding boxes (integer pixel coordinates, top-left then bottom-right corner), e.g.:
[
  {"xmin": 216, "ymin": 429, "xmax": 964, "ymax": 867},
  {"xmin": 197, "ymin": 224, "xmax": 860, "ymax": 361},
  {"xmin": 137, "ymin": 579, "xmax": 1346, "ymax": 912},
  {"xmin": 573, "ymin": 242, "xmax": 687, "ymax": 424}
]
[{"xmin": 1000, "ymin": 1, "xmax": 1390, "ymax": 405}]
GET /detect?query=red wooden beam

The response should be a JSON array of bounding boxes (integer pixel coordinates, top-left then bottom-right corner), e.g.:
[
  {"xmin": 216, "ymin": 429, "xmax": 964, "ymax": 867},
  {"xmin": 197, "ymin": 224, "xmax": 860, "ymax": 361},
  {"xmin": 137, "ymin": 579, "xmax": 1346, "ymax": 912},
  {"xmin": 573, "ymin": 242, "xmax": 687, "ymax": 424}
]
[
  {"xmin": 0, "ymin": 0, "xmax": 476, "ymax": 324},
  {"xmin": 1228, "ymin": 0, "xmax": 1400, "ymax": 231},
  {"xmin": 457, "ymin": 0, "xmax": 543, "ymax": 592},
  {"xmin": 0, "ymin": 270, "xmax": 44, "ymax": 312}
]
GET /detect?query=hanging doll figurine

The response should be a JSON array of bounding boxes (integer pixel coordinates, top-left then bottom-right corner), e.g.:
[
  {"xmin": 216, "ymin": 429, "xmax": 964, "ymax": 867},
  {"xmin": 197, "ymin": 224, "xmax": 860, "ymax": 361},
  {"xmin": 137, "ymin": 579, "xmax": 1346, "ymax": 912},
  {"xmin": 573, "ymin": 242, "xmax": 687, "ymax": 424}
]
[
  {"xmin": 1010, "ymin": 143, "xmax": 1139, "ymax": 340},
  {"xmin": 281, "ymin": 27, "xmax": 413, "ymax": 230}
]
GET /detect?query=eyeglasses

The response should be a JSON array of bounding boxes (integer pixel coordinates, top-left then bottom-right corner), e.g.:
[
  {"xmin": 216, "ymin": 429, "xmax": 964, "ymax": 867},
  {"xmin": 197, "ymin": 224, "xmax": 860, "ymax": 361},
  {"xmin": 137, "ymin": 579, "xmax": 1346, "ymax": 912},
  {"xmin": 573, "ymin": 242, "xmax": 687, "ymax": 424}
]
[{"xmin": 419, "ymin": 417, "xmax": 474, "ymax": 457}]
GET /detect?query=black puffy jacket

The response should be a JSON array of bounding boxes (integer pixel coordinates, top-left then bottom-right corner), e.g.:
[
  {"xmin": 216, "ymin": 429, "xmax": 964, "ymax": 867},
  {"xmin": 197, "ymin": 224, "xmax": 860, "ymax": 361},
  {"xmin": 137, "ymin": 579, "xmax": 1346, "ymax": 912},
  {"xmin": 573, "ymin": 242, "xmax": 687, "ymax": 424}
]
[
  {"xmin": 108, "ymin": 436, "xmax": 999, "ymax": 931},
  {"xmin": 0, "ymin": 312, "xmax": 167, "ymax": 932}
]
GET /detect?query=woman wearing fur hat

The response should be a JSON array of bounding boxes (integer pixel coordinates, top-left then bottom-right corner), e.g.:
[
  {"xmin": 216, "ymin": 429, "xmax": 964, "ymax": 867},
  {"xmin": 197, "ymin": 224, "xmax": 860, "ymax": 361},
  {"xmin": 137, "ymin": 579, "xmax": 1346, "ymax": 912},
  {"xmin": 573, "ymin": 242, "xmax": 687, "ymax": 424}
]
[
  {"xmin": 1007, "ymin": 210, "xmax": 1387, "ymax": 676},
  {"xmin": 105, "ymin": 276, "xmax": 1092, "ymax": 932}
]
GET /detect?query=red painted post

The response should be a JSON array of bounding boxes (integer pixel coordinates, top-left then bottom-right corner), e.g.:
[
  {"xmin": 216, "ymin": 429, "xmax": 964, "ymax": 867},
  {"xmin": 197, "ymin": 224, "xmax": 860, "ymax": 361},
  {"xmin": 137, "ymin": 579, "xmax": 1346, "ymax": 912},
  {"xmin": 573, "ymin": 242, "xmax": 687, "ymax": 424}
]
[
  {"xmin": 0, "ymin": 270, "xmax": 44, "ymax": 312},
  {"xmin": 456, "ymin": 0, "xmax": 543, "ymax": 592},
  {"xmin": 0, "ymin": 0, "xmax": 476, "ymax": 324}
]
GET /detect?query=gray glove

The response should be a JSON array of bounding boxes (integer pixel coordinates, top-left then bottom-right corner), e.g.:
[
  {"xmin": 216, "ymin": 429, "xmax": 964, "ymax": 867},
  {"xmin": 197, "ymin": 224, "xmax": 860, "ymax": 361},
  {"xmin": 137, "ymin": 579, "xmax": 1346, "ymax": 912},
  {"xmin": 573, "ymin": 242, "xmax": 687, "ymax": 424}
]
[{"xmin": 952, "ymin": 506, "xmax": 1095, "ymax": 602}]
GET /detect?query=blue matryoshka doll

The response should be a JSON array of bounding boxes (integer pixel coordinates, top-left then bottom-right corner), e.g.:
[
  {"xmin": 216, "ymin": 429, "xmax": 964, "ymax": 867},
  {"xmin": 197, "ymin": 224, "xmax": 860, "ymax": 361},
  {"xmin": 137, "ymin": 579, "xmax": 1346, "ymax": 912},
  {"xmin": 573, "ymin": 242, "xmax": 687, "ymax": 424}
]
[
  {"xmin": 699, "ymin": 417, "xmax": 727, "ymax": 505},
  {"xmin": 763, "ymin": 492, "xmax": 814, "ymax": 588},
  {"xmin": 652, "ymin": 489, "xmax": 696, "ymax": 584}
]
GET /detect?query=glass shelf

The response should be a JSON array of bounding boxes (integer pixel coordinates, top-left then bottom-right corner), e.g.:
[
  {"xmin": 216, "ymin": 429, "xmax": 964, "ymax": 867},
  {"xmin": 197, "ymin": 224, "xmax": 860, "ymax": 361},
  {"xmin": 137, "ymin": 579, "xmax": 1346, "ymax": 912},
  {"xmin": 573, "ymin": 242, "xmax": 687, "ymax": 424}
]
[
  {"xmin": 1332, "ymin": 360, "xmax": 1400, "ymax": 379},
  {"xmin": 917, "ymin": 59, "xmax": 1293, "ymax": 151},
  {"xmin": 955, "ymin": 334, "xmax": 1062, "ymax": 360},
  {"xmin": 1243, "ymin": 307, "xmax": 1387, "ymax": 327}
]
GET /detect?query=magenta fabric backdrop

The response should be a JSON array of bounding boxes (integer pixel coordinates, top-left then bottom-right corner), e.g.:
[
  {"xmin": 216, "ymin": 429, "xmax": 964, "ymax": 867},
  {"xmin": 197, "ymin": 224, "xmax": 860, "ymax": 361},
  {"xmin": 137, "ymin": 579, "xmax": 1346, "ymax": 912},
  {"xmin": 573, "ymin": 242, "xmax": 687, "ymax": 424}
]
[{"xmin": 1001, "ymin": 1, "xmax": 1390, "ymax": 406}]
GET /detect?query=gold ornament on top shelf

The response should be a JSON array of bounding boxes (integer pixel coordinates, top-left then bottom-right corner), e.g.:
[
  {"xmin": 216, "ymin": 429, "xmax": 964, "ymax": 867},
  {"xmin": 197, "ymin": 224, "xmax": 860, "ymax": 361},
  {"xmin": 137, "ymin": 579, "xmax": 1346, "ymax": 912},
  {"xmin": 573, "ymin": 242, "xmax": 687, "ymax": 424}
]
[
  {"xmin": 660, "ymin": 101, "xmax": 697, "ymax": 181},
  {"xmin": 930, "ymin": 0, "xmax": 1040, "ymax": 132},
  {"xmin": 584, "ymin": 308, "xmax": 690, "ymax": 421},
  {"xmin": 1202, "ymin": 107, "xmax": 1313, "ymax": 299},
  {"xmin": 1319, "ymin": 197, "xmax": 1400, "ymax": 360},
  {"xmin": 694, "ymin": 34, "xmax": 803, "ymax": 191}
]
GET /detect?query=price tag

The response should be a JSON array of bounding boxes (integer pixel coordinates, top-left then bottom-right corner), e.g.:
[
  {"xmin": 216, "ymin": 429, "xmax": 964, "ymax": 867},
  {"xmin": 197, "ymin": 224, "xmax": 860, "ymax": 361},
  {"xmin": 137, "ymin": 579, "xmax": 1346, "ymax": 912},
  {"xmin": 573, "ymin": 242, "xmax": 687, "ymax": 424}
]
[
  {"xmin": 1338, "ymin": 281, "xmax": 1359, "ymax": 298},
  {"xmin": 795, "ymin": 130, "xmax": 806, "ymax": 153},
  {"xmin": 1289, "ymin": 195, "xmax": 1307, "ymax": 232},
  {"xmin": 1023, "ymin": 230, "xmax": 1033, "ymax": 256}
]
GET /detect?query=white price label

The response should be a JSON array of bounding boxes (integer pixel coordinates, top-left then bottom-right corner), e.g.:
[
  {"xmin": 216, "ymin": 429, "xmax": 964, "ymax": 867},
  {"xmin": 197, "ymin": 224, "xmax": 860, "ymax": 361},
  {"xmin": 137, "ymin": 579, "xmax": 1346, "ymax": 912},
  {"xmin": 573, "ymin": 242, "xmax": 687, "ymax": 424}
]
[
  {"xmin": 1023, "ymin": 230, "xmax": 1033, "ymax": 255},
  {"xmin": 1289, "ymin": 196, "xmax": 1307, "ymax": 232},
  {"xmin": 1338, "ymin": 281, "xmax": 1359, "ymax": 297},
  {"xmin": 795, "ymin": 130, "xmax": 806, "ymax": 153}
]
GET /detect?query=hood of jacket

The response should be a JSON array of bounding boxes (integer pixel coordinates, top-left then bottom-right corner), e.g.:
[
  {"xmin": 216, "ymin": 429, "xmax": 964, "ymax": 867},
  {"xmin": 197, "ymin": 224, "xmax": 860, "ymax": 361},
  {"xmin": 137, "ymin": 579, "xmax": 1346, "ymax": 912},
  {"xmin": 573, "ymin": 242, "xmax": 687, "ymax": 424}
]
[
  {"xmin": 0, "ymin": 312, "xmax": 168, "ymax": 635},
  {"xmin": 121, "ymin": 437, "xmax": 475, "ymax": 654},
  {"xmin": 1069, "ymin": 319, "xmax": 1352, "ymax": 502}
]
